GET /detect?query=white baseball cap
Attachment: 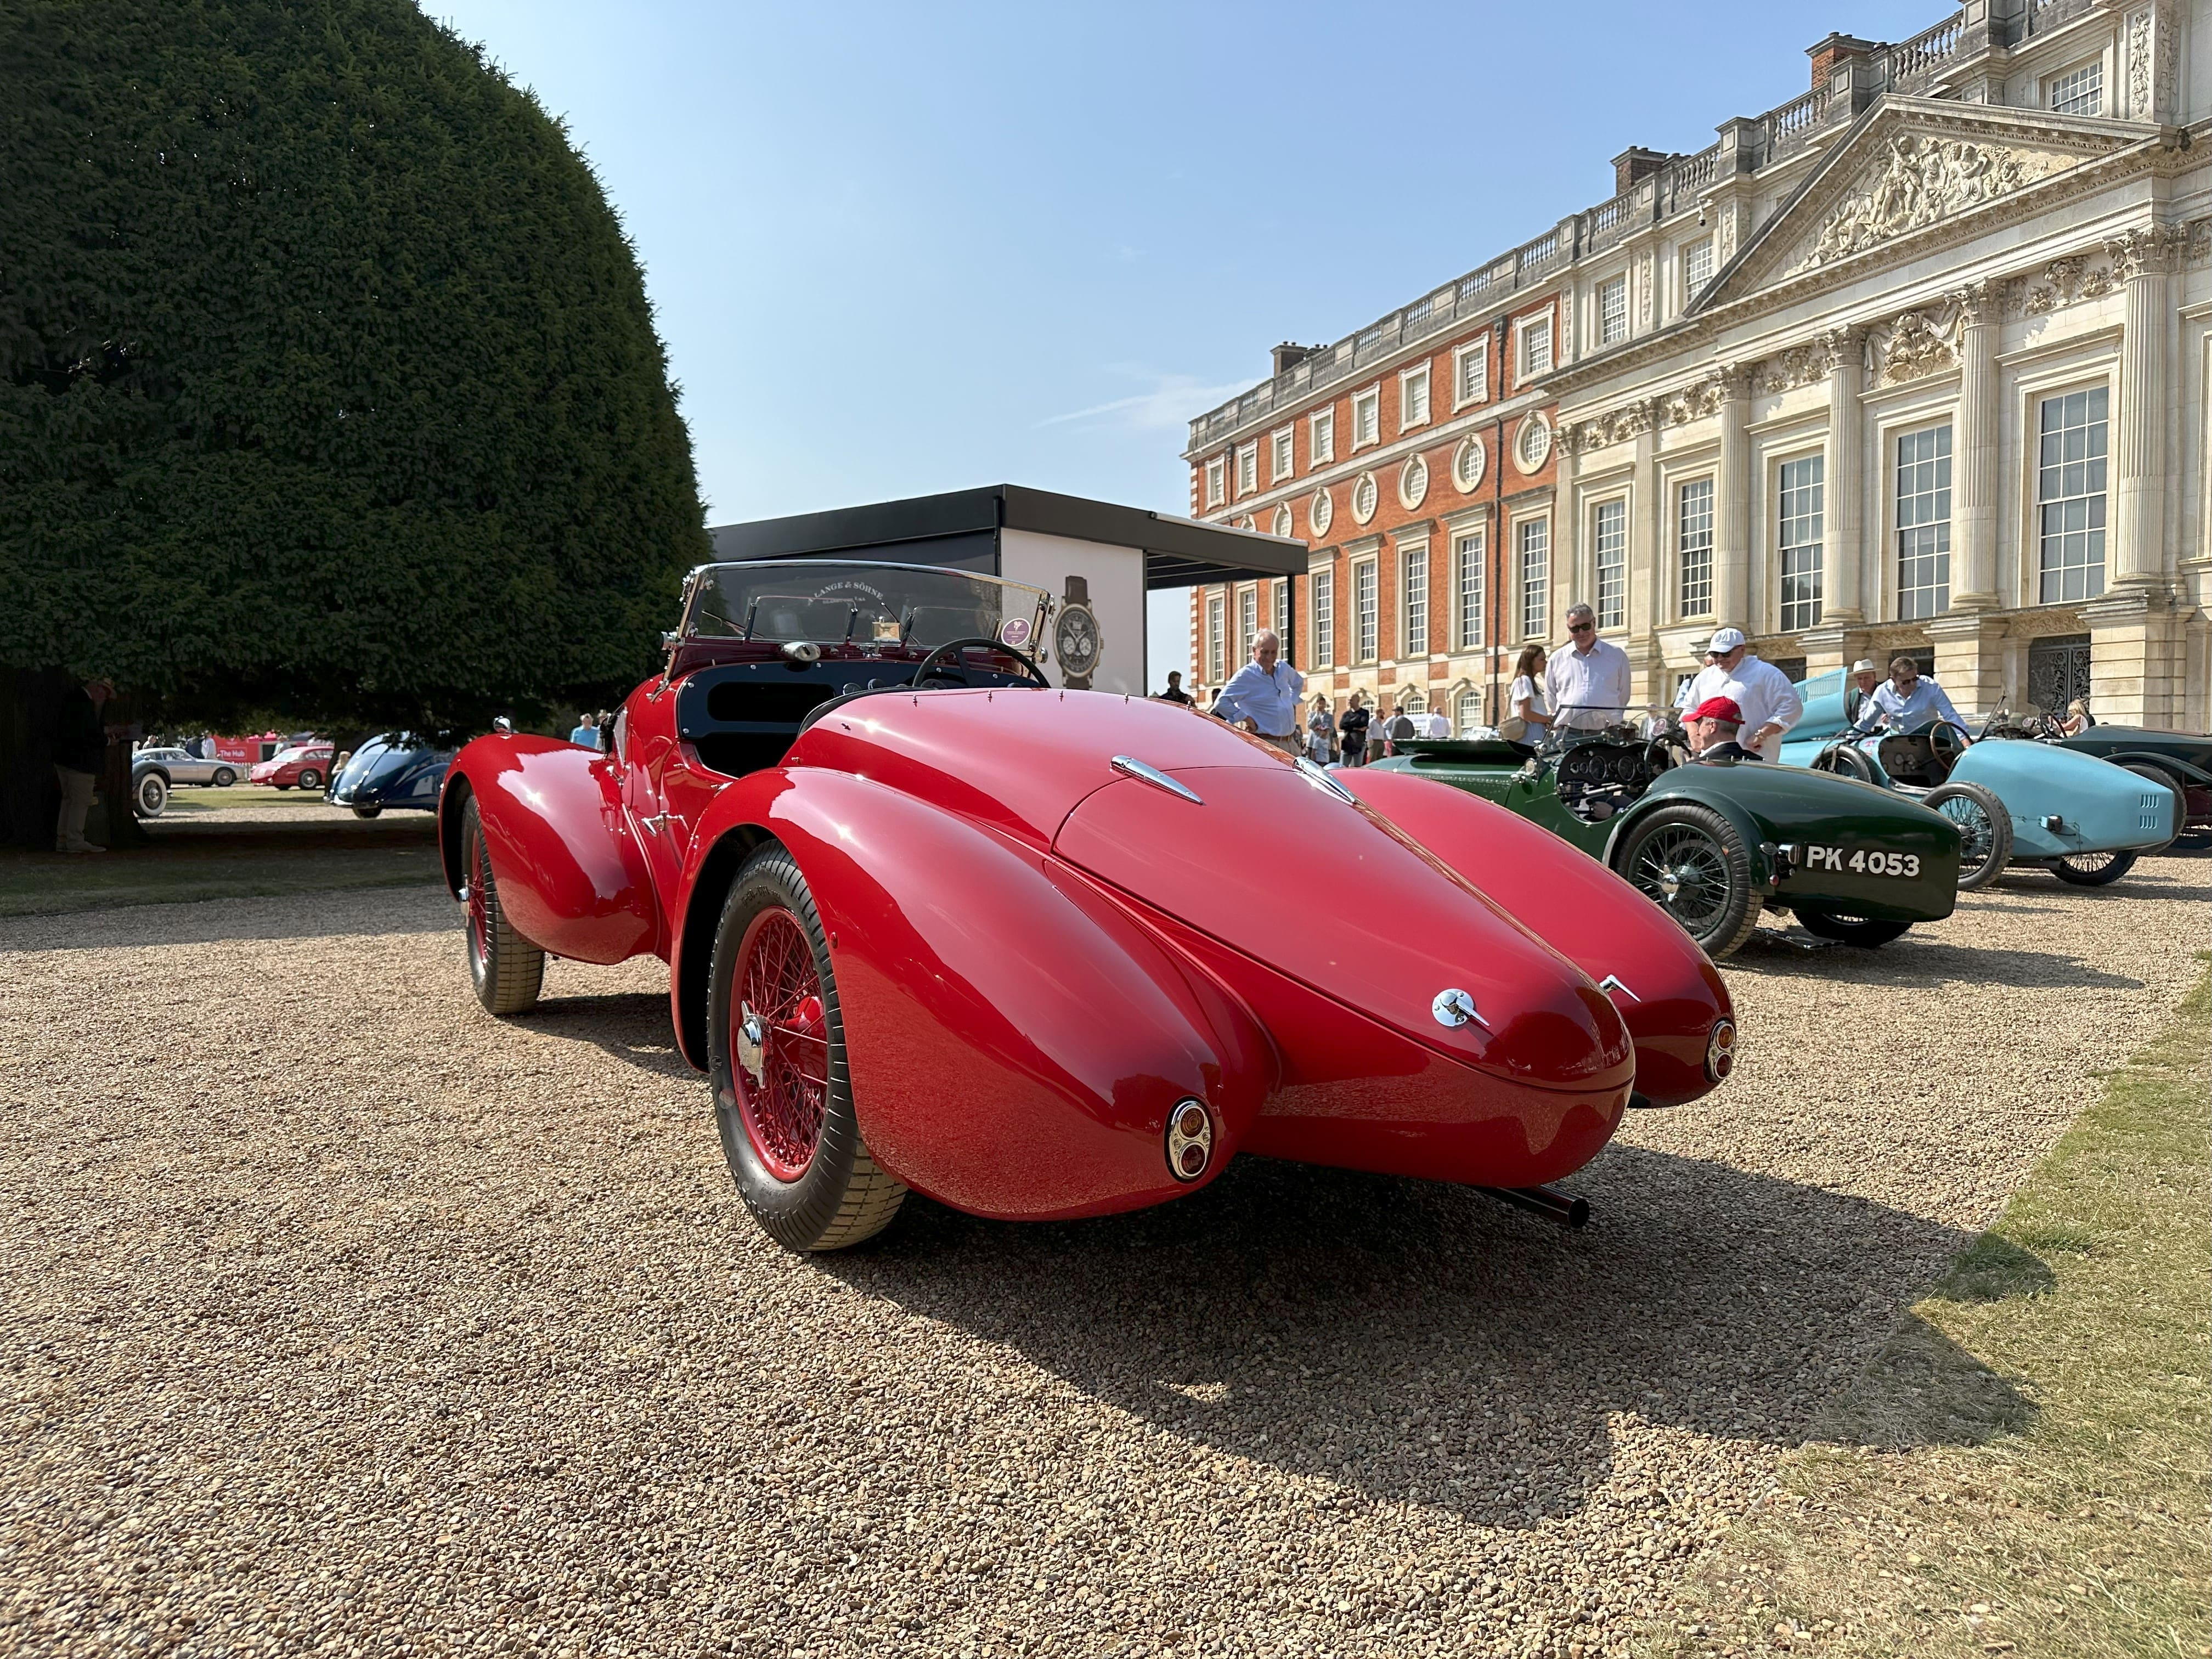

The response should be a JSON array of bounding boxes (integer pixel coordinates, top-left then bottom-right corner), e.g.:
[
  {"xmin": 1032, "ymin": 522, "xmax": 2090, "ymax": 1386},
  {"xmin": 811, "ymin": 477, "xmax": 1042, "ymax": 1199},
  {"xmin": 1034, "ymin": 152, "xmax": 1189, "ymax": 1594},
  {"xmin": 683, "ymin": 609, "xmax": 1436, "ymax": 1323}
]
[
  {"xmin": 1850, "ymin": 657, "xmax": 1879, "ymax": 675},
  {"xmin": 1707, "ymin": 627, "xmax": 1747, "ymax": 654}
]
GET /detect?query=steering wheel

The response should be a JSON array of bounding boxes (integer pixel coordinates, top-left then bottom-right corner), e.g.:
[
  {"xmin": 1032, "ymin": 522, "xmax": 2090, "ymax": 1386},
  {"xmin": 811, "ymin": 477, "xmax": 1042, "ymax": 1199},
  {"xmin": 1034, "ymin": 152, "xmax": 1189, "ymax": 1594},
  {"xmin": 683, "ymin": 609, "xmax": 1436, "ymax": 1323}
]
[
  {"xmin": 911, "ymin": 636, "xmax": 1051, "ymax": 690},
  {"xmin": 1927, "ymin": 720, "xmax": 1972, "ymax": 774}
]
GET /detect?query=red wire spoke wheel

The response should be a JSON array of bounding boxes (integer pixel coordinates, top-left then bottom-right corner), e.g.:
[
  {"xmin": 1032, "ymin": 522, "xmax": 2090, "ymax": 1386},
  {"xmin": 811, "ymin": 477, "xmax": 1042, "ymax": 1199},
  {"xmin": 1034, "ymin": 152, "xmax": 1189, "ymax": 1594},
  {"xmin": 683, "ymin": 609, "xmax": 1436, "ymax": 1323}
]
[
  {"xmin": 731, "ymin": 909, "xmax": 831, "ymax": 1180},
  {"xmin": 459, "ymin": 797, "xmax": 544, "ymax": 1015},
  {"xmin": 708, "ymin": 845, "xmax": 905, "ymax": 1251}
]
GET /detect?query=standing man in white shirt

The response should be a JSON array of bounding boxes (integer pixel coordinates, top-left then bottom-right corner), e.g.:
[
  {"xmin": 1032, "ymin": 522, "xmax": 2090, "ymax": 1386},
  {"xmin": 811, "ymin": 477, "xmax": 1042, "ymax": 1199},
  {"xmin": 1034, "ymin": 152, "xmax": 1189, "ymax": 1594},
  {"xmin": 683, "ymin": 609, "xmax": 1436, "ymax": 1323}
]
[
  {"xmin": 1675, "ymin": 627, "xmax": 1803, "ymax": 761},
  {"xmin": 1544, "ymin": 604, "xmax": 1634, "ymax": 731},
  {"xmin": 1209, "ymin": 628, "xmax": 1307, "ymax": 756}
]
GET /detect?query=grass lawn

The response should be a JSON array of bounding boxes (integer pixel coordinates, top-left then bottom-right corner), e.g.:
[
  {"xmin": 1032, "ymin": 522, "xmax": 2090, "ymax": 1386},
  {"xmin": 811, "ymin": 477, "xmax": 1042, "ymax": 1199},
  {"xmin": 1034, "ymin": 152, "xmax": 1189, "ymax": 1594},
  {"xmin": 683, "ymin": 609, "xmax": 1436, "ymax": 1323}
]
[
  {"xmin": 0, "ymin": 804, "xmax": 442, "ymax": 917},
  {"xmin": 1645, "ymin": 962, "xmax": 2211, "ymax": 1659}
]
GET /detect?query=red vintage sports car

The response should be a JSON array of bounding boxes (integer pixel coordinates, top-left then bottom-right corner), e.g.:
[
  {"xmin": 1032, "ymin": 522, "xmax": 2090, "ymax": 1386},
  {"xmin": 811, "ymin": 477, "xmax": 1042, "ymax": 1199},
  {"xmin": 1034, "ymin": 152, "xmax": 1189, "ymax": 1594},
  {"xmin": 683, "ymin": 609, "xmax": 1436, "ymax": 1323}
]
[
  {"xmin": 248, "ymin": 741, "xmax": 333, "ymax": 791},
  {"xmin": 439, "ymin": 561, "xmax": 1735, "ymax": 1251}
]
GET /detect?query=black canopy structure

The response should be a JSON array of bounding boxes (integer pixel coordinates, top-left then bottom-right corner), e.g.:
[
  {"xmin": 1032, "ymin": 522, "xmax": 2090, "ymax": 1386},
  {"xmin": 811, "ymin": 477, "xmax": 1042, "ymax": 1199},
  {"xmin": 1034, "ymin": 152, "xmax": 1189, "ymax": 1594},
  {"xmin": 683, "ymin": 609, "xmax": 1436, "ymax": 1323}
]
[{"xmin": 707, "ymin": 484, "xmax": 1307, "ymax": 591}]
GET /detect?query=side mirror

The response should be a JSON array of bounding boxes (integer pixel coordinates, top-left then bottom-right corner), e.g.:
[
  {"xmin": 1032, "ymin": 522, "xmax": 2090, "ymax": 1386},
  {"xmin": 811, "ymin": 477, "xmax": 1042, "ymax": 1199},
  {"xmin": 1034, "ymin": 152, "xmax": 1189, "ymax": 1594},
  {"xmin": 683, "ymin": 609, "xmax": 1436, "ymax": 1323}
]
[{"xmin": 493, "ymin": 715, "xmax": 513, "ymax": 735}]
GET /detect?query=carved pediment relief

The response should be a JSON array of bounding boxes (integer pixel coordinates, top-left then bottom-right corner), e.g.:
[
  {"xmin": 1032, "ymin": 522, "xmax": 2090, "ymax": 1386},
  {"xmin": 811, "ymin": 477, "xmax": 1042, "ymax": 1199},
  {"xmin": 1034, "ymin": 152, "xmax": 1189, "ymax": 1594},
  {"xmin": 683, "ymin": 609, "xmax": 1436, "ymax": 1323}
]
[
  {"xmin": 1695, "ymin": 101, "xmax": 2137, "ymax": 313},
  {"xmin": 1785, "ymin": 135, "xmax": 2061, "ymax": 274}
]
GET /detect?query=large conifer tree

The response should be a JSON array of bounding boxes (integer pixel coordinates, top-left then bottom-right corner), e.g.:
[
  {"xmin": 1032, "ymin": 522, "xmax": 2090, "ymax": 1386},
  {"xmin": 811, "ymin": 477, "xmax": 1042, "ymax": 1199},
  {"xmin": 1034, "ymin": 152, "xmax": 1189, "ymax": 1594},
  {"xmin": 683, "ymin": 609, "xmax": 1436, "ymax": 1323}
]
[{"xmin": 0, "ymin": 0, "xmax": 710, "ymax": 731}]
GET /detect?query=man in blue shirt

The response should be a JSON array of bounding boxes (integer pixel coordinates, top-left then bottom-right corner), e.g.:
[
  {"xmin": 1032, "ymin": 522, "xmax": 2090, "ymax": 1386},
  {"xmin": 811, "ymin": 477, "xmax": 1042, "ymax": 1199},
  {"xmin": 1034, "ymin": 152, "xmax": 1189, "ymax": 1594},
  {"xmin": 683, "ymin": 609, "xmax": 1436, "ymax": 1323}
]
[
  {"xmin": 1210, "ymin": 629, "xmax": 1306, "ymax": 755},
  {"xmin": 569, "ymin": 711, "xmax": 600, "ymax": 748},
  {"xmin": 1851, "ymin": 654, "xmax": 1967, "ymax": 735}
]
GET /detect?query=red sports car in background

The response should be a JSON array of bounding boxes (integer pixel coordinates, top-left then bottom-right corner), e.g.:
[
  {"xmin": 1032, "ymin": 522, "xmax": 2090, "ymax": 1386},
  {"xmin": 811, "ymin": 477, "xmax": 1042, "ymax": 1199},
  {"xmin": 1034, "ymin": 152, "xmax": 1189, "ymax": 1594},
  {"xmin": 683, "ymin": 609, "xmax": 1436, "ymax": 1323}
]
[
  {"xmin": 249, "ymin": 742, "xmax": 334, "ymax": 791},
  {"xmin": 439, "ymin": 561, "xmax": 1735, "ymax": 1251}
]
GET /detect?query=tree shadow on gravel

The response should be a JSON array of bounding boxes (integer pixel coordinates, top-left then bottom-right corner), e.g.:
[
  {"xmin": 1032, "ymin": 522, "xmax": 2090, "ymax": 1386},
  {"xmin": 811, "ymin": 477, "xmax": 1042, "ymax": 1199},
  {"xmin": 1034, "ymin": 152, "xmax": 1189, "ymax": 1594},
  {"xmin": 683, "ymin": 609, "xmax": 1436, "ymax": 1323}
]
[
  {"xmin": 0, "ymin": 881, "xmax": 453, "ymax": 950},
  {"xmin": 815, "ymin": 1147, "xmax": 2040, "ymax": 1527}
]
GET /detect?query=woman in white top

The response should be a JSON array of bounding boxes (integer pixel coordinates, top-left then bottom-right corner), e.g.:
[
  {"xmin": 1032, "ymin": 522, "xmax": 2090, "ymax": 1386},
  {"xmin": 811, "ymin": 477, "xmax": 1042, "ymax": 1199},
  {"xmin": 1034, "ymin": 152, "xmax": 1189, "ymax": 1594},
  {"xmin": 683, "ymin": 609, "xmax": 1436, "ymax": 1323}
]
[{"xmin": 1503, "ymin": 644, "xmax": 1553, "ymax": 753}]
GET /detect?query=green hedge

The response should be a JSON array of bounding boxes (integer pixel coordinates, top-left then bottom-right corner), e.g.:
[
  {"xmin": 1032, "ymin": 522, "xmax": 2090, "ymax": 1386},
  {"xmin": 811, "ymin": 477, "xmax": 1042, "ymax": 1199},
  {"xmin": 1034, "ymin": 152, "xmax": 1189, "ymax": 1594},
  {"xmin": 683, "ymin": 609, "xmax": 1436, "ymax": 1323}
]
[{"xmin": 0, "ymin": 0, "xmax": 709, "ymax": 729}]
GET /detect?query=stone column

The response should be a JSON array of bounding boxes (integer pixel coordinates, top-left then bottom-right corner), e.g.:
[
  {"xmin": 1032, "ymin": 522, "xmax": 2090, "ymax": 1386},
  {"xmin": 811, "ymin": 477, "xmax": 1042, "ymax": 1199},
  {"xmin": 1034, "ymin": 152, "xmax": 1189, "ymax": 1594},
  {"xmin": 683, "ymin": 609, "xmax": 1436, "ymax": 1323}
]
[
  {"xmin": 1950, "ymin": 283, "xmax": 2000, "ymax": 609},
  {"xmin": 1629, "ymin": 409, "xmax": 1662, "ymax": 703},
  {"xmin": 1714, "ymin": 368, "xmax": 1751, "ymax": 635},
  {"xmin": 2111, "ymin": 227, "xmax": 2179, "ymax": 588},
  {"xmin": 1822, "ymin": 326, "xmax": 1866, "ymax": 625}
]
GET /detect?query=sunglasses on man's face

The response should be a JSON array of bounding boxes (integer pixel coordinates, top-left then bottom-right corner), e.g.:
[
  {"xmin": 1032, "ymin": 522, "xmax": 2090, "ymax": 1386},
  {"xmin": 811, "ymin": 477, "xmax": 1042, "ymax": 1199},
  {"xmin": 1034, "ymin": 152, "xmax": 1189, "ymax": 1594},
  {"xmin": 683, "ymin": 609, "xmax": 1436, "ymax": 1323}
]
[{"xmin": 1568, "ymin": 621, "xmax": 1594, "ymax": 634}]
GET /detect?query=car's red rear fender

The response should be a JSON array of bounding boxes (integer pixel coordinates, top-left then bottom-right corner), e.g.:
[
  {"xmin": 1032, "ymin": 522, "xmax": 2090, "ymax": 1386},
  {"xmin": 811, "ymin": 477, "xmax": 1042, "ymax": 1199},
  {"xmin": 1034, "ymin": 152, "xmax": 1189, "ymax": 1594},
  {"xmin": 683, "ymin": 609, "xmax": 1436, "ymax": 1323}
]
[
  {"xmin": 679, "ymin": 769, "xmax": 1274, "ymax": 1222},
  {"xmin": 440, "ymin": 735, "xmax": 659, "ymax": 964},
  {"xmin": 1334, "ymin": 767, "xmax": 1734, "ymax": 1109}
]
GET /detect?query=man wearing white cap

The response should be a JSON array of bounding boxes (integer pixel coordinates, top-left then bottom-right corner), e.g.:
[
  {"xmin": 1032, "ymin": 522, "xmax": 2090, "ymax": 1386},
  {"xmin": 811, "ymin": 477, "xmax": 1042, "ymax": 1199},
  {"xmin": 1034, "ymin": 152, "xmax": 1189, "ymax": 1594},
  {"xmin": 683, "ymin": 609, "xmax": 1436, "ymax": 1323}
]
[
  {"xmin": 1846, "ymin": 658, "xmax": 1881, "ymax": 723},
  {"xmin": 1673, "ymin": 628, "xmax": 1803, "ymax": 761}
]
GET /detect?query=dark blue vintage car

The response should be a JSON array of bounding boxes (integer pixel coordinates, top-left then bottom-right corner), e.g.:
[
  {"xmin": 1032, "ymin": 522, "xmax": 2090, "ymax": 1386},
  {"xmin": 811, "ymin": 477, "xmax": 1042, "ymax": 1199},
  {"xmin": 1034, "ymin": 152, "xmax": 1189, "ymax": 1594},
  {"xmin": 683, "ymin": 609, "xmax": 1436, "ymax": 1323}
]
[{"xmin": 326, "ymin": 732, "xmax": 456, "ymax": 818}]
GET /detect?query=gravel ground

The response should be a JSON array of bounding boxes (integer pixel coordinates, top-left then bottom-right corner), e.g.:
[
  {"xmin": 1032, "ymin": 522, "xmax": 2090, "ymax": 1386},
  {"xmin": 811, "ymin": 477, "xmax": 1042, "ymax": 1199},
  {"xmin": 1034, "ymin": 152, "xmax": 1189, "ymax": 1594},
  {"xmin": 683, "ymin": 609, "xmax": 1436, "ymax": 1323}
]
[{"xmin": 2, "ymin": 857, "xmax": 2205, "ymax": 1659}]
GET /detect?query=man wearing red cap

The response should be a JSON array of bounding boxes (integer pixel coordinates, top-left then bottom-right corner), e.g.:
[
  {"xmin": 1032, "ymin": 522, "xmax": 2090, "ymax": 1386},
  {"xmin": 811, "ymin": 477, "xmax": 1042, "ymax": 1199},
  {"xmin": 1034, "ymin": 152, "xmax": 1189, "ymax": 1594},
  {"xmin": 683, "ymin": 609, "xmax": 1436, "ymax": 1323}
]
[{"xmin": 1684, "ymin": 696, "xmax": 1763, "ymax": 762}]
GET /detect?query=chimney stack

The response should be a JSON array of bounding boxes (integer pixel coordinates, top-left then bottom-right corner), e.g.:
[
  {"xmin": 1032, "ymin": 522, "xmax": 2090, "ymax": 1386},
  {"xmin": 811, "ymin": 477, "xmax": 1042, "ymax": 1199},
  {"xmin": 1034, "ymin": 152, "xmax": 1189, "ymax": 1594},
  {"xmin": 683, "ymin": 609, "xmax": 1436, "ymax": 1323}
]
[
  {"xmin": 1610, "ymin": 147, "xmax": 1675, "ymax": 194},
  {"xmin": 1272, "ymin": 342, "xmax": 1322, "ymax": 376},
  {"xmin": 1805, "ymin": 32, "xmax": 1881, "ymax": 88}
]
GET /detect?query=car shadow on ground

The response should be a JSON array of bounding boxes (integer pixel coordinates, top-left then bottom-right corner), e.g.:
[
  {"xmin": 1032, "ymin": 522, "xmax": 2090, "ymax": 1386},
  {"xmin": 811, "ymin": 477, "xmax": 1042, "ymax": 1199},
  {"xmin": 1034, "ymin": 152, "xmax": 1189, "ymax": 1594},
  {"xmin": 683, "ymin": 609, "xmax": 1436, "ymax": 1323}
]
[
  {"xmin": 809, "ymin": 1146, "xmax": 2036, "ymax": 1528},
  {"xmin": 1733, "ymin": 930, "xmax": 2145, "ymax": 991},
  {"xmin": 524, "ymin": 992, "xmax": 695, "ymax": 1080}
]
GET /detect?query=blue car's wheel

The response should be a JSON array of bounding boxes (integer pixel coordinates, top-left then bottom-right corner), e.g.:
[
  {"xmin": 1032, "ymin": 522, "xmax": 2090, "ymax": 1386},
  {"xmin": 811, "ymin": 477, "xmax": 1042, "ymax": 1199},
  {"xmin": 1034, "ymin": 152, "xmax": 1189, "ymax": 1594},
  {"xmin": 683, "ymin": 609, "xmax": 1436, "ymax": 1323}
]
[
  {"xmin": 2049, "ymin": 849, "xmax": 2137, "ymax": 887},
  {"xmin": 1925, "ymin": 781, "xmax": 2011, "ymax": 890}
]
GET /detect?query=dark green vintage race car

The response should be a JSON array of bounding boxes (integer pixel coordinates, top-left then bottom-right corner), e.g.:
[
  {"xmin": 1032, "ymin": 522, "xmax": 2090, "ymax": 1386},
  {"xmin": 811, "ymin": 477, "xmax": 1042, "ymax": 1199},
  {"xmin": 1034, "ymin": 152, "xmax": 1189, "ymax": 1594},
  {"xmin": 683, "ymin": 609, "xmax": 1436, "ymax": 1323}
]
[{"xmin": 1366, "ymin": 724, "xmax": 1963, "ymax": 959}]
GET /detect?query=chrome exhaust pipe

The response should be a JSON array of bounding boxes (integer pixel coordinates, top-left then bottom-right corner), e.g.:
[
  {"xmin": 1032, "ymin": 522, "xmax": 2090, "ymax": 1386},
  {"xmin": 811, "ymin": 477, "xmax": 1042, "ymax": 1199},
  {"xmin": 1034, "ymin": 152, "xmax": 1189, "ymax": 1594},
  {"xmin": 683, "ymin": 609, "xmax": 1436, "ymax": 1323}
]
[{"xmin": 1477, "ymin": 1184, "xmax": 1588, "ymax": 1228}]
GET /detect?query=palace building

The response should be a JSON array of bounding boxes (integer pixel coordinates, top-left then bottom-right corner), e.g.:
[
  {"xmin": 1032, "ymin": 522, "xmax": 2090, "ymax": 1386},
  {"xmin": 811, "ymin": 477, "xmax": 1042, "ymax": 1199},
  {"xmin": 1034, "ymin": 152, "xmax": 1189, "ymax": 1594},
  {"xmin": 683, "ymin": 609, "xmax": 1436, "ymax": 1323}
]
[{"xmin": 1182, "ymin": 2, "xmax": 2209, "ymax": 731}]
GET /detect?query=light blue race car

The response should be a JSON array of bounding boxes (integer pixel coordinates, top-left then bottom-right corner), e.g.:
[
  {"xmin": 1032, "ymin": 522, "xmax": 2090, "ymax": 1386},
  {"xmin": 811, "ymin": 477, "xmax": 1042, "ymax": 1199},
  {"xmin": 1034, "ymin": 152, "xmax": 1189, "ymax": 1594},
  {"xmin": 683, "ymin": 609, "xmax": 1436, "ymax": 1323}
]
[{"xmin": 1779, "ymin": 668, "xmax": 2176, "ymax": 890}]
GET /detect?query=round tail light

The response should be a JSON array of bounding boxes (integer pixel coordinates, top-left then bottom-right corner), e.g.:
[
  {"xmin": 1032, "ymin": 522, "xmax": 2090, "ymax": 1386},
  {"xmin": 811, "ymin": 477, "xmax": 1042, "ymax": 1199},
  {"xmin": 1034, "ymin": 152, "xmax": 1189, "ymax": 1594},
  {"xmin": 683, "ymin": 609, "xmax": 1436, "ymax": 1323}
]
[
  {"xmin": 1165, "ymin": 1098, "xmax": 1214, "ymax": 1182},
  {"xmin": 1705, "ymin": 1019, "xmax": 1737, "ymax": 1082}
]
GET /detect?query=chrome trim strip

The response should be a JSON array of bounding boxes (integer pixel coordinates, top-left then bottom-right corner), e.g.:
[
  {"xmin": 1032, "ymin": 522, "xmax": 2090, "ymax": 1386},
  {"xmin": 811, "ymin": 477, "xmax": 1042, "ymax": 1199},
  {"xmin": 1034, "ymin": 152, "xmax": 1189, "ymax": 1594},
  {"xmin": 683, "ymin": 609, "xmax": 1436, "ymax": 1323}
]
[
  {"xmin": 1295, "ymin": 756, "xmax": 1358, "ymax": 803},
  {"xmin": 1110, "ymin": 755, "xmax": 1203, "ymax": 805}
]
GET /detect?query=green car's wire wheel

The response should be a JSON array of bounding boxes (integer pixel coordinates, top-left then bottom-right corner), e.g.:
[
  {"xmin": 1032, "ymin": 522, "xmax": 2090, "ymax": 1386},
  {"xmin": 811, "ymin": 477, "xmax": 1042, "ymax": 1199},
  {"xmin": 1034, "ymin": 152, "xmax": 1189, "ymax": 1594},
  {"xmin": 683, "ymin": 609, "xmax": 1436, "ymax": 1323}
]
[
  {"xmin": 2049, "ymin": 848, "xmax": 2137, "ymax": 887},
  {"xmin": 2118, "ymin": 763, "xmax": 2183, "ymax": 856},
  {"xmin": 1796, "ymin": 909, "xmax": 1912, "ymax": 948},
  {"xmin": 1613, "ymin": 803, "xmax": 1760, "ymax": 960},
  {"xmin": 1924, "ymin": 780, "xmax": 2011, "ymax": 890}
]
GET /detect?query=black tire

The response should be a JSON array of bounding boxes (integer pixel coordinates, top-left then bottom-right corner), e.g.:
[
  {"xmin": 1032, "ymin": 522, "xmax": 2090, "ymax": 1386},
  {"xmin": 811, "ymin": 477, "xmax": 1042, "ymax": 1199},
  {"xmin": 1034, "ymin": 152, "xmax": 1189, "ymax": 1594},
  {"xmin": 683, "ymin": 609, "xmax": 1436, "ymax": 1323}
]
[
  {"xmin": 2118, "ymin": 764, "xmax": 2184, "ymax": 855},
  {"xmin": 274, "ymin": 782, "xmax": 292, "ymax": 791},
  {"xmin": 1796, "ymin": 909, "xmax": 1913, "ymax": 948},
  {"xmin": 1612, "ymin": 803, "xmax": 1762, "ymax": 960},
  {"xmin": 460, "ymin": 797, "xmax": 545, "ymax": 1015},
  {"xmin": 352, "ymin": 805, "xmax": 383, "ymax": 820},
  {"xmin": 1925, "ymin": 780, "xmax": 2012, "ymax": 890},
  {"xmin": 2049, "ymin": 848, "xmax": 2138, "ymax": 887},
  {"xmin": 707, "ymin": 844, "xmax": 905, "ymax": 1251},
  {"xmin": 133, "ymin": 772, "xmax": 169, "ymax": 818},
  {"xmin": 1815, "ymin": 742, "xmax": 1877, "ymax": 783},
  {"xmin": 297, "ymin": 768, "xmax": 321, "ymax": 791},
  {"xmin": 211, "ymin": 767, "xmax": 236, "ymax": 787}
]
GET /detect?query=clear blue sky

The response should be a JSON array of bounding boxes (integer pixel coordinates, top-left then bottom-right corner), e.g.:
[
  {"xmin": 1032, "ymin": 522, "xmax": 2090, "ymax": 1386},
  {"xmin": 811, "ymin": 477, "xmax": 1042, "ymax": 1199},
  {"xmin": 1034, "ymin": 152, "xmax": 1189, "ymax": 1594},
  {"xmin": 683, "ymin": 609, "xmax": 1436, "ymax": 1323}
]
[{"xmin": 428, "ymin": 0, "xmax": 1948, "ymax": 677}]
